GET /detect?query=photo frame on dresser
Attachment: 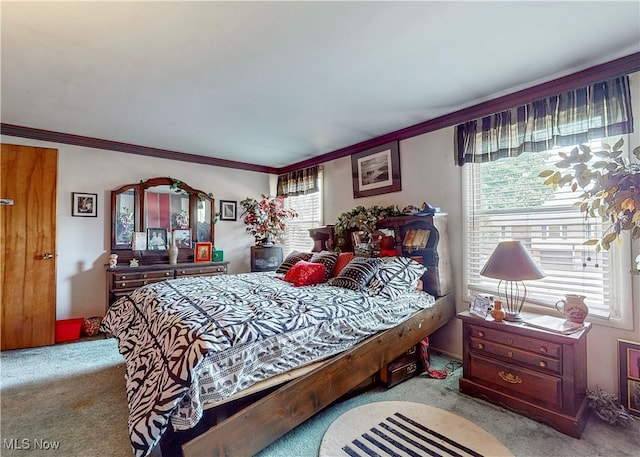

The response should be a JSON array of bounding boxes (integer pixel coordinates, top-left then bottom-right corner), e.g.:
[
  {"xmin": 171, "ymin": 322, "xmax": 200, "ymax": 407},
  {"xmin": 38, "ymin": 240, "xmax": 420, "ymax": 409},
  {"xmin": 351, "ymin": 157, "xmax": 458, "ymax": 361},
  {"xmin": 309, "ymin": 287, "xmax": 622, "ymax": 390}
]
[
  {"xmin": 618, "ymin": 339, "xmax": 640, "ymax": 416},
  {"xmin": 194, "ymin": 242, "xmax": 212, "ymax": 263}
]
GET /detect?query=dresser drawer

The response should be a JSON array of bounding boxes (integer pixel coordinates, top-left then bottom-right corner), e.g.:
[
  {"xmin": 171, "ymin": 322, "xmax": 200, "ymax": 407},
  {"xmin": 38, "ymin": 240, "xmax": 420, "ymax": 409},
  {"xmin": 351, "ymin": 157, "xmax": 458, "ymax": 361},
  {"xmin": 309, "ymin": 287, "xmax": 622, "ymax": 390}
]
[
  {"xmin": 469, "ymin": 324, "xmax": 561, "ymax": 358},
  {"xmin": 113, "ymin": 277, "xmax": 170, "ymax": 290},
  {"xmin": 469, "ymin": 353, "xmax": 562, "ymax": 409},
  {"xmin": 175, "ymin": 265, "xmax": 227, "ymax": 277},
  {"xmin": 113, "ymin": 270, "xmax": 173, "ymax": 282},
  {"xmin": 470, "ymin": 337, "xmax": 561, "ymax": 374}
]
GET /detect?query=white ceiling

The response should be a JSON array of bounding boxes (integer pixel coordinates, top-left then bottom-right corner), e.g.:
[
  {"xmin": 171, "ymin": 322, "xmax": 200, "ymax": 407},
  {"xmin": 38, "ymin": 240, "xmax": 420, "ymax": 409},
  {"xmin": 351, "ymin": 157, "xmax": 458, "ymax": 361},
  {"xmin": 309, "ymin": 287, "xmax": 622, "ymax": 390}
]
[{"xmin": 2, "ymin": 1, "xmax": 639, "ymax": 169}]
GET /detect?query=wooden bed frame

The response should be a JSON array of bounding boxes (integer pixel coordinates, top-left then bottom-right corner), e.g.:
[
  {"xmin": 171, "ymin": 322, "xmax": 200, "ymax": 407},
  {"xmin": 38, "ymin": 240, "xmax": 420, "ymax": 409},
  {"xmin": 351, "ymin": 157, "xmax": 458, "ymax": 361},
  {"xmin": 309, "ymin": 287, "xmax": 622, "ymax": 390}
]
[
  {"xmin": 155, "ymin": 294, "xmax": 454, "ymax": 456},
  {"xmin": 153, "ymin": 215, "xmax": 455, "ymax": 457}
]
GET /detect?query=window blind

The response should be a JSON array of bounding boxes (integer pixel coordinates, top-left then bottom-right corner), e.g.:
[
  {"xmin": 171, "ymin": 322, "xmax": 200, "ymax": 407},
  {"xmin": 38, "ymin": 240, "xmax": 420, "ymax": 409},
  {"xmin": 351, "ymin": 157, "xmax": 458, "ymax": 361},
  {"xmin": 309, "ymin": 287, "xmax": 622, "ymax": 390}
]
[
  {"xmin": 465, "ymin": 138, "xmax": 629, "ymax": 319},
  {"xmin": 283, "ymin": 168, "xmax": 323, "ymax": 255}
]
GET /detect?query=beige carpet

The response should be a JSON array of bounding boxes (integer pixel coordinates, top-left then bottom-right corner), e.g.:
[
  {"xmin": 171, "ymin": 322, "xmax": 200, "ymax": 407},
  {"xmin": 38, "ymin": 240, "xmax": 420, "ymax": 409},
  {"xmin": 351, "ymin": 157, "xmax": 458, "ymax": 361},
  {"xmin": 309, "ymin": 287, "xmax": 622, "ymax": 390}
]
[{"xmin": 320, "ymin": 401, "xmax": 514, "ymax": 457}]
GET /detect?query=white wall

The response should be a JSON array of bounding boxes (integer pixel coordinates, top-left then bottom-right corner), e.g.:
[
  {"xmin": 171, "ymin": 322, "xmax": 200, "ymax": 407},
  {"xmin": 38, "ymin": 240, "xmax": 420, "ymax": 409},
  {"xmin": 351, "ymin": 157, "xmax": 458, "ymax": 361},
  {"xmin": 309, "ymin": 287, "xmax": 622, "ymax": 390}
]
[
  {"xmin": 323, "ymin": 73, "xmax": 640, "ymax": 395},
  {"xmin": 1, "ymin": 136, "xmax": 271, "ymax": 320}
]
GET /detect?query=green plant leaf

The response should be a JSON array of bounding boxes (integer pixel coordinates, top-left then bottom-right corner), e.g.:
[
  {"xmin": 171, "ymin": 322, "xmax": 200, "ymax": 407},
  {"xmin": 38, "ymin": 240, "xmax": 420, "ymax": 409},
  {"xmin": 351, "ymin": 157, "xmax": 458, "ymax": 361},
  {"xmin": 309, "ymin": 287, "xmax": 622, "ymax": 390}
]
[
  {"xmin": 612, "ymin": 137, "xmax": 624, "ymax": 151},
  {"xmin": 538, "ymin": 169, "xmax": 555, "ymax": 178}
]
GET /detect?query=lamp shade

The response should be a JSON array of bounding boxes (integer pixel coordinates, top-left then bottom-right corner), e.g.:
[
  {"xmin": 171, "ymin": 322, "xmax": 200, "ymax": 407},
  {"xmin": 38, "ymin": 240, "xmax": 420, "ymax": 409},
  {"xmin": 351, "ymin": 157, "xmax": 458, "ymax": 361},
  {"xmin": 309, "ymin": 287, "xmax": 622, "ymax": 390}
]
[{"xmin": 480, "ymin": 240, "xmax": 544, "ymax": 281}]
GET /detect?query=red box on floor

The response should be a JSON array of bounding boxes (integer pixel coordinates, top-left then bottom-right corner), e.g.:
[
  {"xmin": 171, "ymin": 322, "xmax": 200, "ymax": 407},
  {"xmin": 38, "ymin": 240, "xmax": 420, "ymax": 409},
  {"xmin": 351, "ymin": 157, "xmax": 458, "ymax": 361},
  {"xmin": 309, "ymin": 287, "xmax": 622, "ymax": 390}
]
[{"xmin": 55, "ymin": 318, "xmax": 84, "ymax": 343}]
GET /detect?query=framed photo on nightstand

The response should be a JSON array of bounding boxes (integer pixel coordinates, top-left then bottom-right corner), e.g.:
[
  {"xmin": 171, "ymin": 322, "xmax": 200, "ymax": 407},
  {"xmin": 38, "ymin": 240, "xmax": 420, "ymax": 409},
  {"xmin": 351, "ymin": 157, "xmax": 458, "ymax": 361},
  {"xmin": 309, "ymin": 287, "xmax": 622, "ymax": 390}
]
[{"xmin": 619, "ymin": 339, "xmax": 640, "ymax": 416}]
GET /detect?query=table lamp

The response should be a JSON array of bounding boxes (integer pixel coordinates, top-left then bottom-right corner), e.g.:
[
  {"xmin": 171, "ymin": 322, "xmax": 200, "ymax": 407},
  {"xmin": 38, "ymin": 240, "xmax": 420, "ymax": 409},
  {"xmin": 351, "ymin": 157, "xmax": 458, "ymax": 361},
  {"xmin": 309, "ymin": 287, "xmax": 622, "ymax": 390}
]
[{"xmin": 480, "ymin": 240, "xmax": 545, "ymax": 321}]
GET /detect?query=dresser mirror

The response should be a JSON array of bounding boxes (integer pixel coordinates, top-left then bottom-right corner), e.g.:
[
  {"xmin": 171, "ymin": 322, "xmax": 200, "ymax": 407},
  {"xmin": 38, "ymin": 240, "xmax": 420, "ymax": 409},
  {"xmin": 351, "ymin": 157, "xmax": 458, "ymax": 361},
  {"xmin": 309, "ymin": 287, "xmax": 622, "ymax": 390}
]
[{"xmin": 111, "ymin": 177, "xmax": 215, "ymax": 252}]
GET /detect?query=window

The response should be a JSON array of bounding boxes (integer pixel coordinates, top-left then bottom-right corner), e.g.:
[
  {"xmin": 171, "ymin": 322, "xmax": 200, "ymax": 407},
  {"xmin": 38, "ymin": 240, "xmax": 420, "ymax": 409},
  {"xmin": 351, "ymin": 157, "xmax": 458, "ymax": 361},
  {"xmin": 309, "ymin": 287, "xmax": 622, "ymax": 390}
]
[
  {"xmin": 283, "ymin": 169, "xmax": 323, "ymax": 254},
  {"xmin": 464, "ymin": 137, "xmax": 631, "ymax": 321}
]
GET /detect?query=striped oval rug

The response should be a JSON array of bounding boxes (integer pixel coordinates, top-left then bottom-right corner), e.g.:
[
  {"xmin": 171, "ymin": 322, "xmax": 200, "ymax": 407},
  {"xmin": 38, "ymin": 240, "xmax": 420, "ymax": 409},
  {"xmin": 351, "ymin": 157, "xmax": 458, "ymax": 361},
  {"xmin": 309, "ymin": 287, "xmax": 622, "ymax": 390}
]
[{"xmin": 320, "ymin": 401, "xmax": 514, "ymax": 457}]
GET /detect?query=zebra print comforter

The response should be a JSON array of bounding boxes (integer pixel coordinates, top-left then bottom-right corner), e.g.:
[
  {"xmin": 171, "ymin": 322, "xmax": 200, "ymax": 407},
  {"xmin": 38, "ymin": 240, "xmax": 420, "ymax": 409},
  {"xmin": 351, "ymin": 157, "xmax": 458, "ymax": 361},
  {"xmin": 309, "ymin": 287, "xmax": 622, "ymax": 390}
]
[{"xmin": 101, "ymin": 271, "xmax": 435, "ymax": 457}]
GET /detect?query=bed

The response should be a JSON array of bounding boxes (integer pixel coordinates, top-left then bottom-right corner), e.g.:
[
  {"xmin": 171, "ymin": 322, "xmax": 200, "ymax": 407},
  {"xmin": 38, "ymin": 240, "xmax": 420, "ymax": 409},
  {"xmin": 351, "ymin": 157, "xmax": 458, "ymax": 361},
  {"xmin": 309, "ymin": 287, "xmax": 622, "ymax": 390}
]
[{"xmin": 102, "ymin": 218, "xmax": 455, "ymax": 457}]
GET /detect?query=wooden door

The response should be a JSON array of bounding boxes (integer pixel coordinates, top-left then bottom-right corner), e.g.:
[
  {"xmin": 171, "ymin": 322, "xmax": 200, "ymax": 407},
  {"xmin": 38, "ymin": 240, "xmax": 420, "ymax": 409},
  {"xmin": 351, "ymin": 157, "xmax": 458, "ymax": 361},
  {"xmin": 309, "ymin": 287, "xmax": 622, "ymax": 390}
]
[{"xmin": 1, "ymin": 144, "xmax": 58, "ymax": 350}]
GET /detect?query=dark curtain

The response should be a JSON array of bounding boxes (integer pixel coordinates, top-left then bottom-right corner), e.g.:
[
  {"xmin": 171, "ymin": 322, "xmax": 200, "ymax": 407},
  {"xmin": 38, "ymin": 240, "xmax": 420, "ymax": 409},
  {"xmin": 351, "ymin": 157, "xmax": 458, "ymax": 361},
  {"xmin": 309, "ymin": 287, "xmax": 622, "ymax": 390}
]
[
  {"xmin": 277, "ymin": 165, "xmax": 319, "ymax": 197},
  {"xmin": 455, "ymin": 76, "xmax": 634, "ymax": 166}
]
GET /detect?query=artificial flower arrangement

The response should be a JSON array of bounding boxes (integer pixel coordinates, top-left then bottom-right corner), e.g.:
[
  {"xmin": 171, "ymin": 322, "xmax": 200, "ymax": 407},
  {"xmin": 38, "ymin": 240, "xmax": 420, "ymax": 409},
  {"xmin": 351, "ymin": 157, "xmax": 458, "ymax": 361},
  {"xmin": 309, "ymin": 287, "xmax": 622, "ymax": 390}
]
[
  {"xmin": 239, "ymin": 195, "xmax": 298, "ymax": 245},
  {"xmin": 334, "ymin": 204, "xmax": 400, "ymax": 250},
  {"xmin": 539, "ymin": 138, "xmax": 640, "ymax": 251}
]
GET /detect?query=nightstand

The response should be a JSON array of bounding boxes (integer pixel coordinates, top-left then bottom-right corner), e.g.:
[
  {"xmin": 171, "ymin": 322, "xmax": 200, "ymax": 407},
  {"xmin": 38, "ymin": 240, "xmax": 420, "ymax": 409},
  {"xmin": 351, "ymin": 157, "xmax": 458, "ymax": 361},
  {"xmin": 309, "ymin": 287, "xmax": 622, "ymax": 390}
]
[{"xmin": 457, "ymin": 311, "xmax": 591, "ymax": 437}]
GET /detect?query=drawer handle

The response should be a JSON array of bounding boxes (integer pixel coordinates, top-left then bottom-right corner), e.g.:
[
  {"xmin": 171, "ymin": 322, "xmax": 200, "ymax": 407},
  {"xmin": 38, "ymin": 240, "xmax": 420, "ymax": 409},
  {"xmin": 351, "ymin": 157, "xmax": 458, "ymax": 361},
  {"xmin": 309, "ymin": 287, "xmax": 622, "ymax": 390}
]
[
  {"xmin": 507, "ymin": 338, "xmax": 513, "ymax": 345},
  {"xmin": 143, "ymin": 274, "xmax": 148, "ymax": 278},
  {"xmin": 121, "ymin": 275, "xmax": 127, "ymax": 280},
  {"xmin": 143, "ymin": 280, "xmax": 148, "ymax": 285},
  {"xmin": 120, "ymin": 282, "xmax": 127, "ymax": 287},
  {"xmin": 477, "ymin": 331, "xmax": 485, "ymax": 338},
  {"xmin": 498, "ymin": 371, "xmax": 522, "ymax": 384},
  {"xmin": 477, "ymin": 343, "xmax": 485, "ymax": 350},
  {"xmin": 540, "ymin": 346, "xmax": 547, "ymax": 354},
  {"xmin": 199, "ymin": 269, "xmax": 203, "ymax": 273},
  {"xmin": 539, "ymin": 361, "xmax": 547, "ymax": 368},
  {"xmin": 165, "ymin": 272, "xmax": 171, "ymax": 276},
  {"xmin": 181, "ymin": 270, "xmax": 186, "ymax": 274},
  {"xmin": 406, "ymin": 363, "xmax": 417, "ymax": 374},
  {"xmin": 507, "ymin": 351, "xmax": 513, "ymax": 358}
]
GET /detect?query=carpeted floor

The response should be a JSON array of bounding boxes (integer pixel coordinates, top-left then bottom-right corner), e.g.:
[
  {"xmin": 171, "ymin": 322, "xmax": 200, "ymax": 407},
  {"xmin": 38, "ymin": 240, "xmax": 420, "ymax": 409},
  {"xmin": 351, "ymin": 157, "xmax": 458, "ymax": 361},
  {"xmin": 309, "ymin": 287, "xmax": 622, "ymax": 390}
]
[{"xmin": 1, "ymin": 337, "xmax": 639, "ymax": 457}]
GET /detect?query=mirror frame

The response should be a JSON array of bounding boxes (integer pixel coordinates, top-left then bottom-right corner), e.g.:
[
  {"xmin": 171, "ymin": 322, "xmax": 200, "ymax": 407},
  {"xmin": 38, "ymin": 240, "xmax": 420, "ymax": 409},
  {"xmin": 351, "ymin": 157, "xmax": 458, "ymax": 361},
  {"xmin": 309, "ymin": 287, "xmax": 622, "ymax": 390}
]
[{"xmin": 111, "ymin": 177, "xmax": 215, "ymax": 253}]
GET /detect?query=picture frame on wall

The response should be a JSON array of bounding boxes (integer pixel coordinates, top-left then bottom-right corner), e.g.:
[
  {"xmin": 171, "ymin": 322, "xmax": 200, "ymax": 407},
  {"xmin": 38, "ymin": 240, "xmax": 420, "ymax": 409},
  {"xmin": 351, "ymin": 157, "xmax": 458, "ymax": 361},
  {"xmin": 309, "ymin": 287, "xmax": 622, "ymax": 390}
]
[
  {"xmin": 220, "ymin": 200, "xmax": 237, "ymax": 221},
  {"xmin": 194, "ymin": 242, "xmax": 212, "ymax": 263},
  {"xmin": 618, "ymin": 339, "xmax": 640, "ymax": 416},
  {"xmin": 351, "ymin": 141, "xmax": 401, "ymax": 199},
  {"xmin": 147, "ymin": 228, "xmax": 167, "ymax": 250},
  {"xmin": 71, "ymin": 192, "xmax": 97, "ymax": 217}
]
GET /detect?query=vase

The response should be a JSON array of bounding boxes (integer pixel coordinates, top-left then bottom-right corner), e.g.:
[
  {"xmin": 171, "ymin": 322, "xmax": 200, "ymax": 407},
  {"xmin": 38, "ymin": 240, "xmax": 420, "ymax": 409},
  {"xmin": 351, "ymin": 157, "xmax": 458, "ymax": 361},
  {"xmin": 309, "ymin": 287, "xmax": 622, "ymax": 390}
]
[
  {"xmin": 261, "ymin": 235, "xmax": 274, "ymax": 247},
  {"xmin": 490, "ymin": 300, "xmax": 506, "ymax": 322},
  {"xmin": 168, "ymin": 238, "xmax": 179, "ymax": 265},
  {"xmin": 555, "ymin": 294, "xmax": 588, "ymax": 324}
]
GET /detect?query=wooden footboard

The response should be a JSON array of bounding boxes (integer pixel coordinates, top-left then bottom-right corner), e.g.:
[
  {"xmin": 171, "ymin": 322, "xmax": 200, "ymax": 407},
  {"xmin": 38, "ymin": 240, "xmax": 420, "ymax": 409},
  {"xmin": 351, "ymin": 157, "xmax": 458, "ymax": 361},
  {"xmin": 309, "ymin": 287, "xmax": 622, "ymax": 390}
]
[{"xmin": 178, "ymin": 293, "xmax": 454, "ymax": 457}]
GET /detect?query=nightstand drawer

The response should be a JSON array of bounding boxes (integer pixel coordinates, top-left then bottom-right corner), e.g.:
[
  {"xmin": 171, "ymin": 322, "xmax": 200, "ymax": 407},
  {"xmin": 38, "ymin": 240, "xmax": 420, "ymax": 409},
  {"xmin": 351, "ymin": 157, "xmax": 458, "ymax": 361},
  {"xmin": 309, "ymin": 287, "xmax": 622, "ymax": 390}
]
[
  {"xmin": 470, "ymin": 337, "xmax": 561, "ymax": 374},
  {"xmin": 175, "ymin": 265, "xmax": 227, "ymax": 277},
  {"xmin": 113, "ymin": 270, "xmax": 173, "ymax": 282},
  {"xmin": 469, "ymin": 353, "xmax": 562, "ymax": 409},
  {"xmin": 469, "ymin": 324, "xmax": 561, "ymax": 358}
]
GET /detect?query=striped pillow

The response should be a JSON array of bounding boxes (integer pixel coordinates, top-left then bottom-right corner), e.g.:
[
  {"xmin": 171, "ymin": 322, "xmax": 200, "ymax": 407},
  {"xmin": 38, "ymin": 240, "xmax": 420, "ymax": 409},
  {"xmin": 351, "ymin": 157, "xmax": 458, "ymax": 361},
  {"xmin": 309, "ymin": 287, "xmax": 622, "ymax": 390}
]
[
  {"xmin": 309, "ymin": 251, "xmax": 339, "ymax": 282},
  {"xmin": 368, "ymin": 256, "xmax": 427, "ymax": 300},
  {"xmin": 327, "ymin": 257, "xmax": 381, "ymax": 291},
  {"xmin": 275, "ymin": 251, "xmax": 312, "ymax": 274}
]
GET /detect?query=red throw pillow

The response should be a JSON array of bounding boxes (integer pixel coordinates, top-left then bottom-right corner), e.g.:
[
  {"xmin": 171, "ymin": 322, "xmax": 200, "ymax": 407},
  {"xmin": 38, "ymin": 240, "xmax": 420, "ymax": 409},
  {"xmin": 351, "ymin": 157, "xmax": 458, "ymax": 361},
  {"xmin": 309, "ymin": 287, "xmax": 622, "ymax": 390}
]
[
  {"xmin": 283, "ymin": 261, "xmax": 326, "ymax": 287},
  {"xmin": 331, "ymin": 252, "xmax": 354, "ymax": 277}
]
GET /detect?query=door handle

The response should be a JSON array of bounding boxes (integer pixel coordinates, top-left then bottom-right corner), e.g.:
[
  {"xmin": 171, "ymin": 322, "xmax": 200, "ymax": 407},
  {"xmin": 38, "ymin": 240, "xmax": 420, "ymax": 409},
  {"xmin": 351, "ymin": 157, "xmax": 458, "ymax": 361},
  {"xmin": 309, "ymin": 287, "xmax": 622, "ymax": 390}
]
[{"xmin": 42, "ymin": 253, "xmax": 54, "ymax": 260}]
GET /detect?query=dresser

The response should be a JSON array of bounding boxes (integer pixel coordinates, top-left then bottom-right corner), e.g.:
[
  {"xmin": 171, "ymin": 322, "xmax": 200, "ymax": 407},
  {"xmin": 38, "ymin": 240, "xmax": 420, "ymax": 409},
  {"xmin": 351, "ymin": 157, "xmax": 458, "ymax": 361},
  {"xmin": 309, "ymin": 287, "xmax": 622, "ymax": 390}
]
[
  {"xmin": 457, "ymin": 311, "xmax": 591, "ymax": 437},
  {"xmin": 106, "ymin": 262, "xmax": 229, "ymax": 308}
]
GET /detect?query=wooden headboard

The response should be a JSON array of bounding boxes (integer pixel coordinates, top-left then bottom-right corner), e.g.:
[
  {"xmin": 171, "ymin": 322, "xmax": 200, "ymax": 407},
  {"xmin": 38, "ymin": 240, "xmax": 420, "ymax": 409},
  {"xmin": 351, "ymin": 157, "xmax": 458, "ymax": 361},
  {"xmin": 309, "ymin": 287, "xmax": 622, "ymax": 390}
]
[{"xmin": 309, "ymin": 214, "xmax": 452, "ymax": 297}]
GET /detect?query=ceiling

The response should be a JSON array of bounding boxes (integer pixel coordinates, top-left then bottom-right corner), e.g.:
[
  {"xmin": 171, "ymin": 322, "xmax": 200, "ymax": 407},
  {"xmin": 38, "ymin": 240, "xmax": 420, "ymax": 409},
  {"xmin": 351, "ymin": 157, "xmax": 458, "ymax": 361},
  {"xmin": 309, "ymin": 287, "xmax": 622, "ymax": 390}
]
[{"xmin": 2, "ymin": 1, "xmax": 639, "ymax": 170}]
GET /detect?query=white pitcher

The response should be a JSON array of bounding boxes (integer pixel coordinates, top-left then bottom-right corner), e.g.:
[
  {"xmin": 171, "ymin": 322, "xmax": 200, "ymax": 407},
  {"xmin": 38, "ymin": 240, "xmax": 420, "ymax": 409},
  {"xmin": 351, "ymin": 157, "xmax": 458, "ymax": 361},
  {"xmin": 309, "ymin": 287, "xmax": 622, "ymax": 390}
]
[{"xmin": 555, "ymin": 294, "xmax": 588, "ymax": 324}]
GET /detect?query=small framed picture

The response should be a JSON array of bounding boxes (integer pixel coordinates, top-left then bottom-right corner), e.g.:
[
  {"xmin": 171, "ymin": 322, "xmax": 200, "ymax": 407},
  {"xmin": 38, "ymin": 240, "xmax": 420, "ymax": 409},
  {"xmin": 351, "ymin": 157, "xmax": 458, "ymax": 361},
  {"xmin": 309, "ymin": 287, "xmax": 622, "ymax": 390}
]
[
  {"xmin": 173, "ymin": 229, "xmax": 191, "ymax": 249},
  {"xmin": 132, "ymin": 232, "xmax": 147, "ymax": 250},
  {"xmin": 147, "ymin": 228, "xmax": 167, "ymax": 250},
  {"xmin": 618, "ymin": 339, "xmax": 640, "ymax": 416},
  {"xmin": 220, "ymin": 200, "xmax": 237, "ymax": 221},
  {"xmin": 194, "ymin": 242, "xmax": 212, "ymax": 263},
  {"xmin": 72, "ymin": 192, "xmax": 97, "ymax": 217},
  {"xmin": 469, "ymin": 295, "xmax": 493, "ymax": 318}
]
